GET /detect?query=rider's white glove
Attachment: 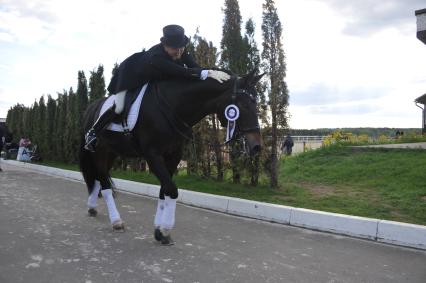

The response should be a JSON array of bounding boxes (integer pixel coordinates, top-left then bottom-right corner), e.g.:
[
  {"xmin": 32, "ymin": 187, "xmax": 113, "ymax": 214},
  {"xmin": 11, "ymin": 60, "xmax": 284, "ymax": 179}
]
[{"xmin": 207, "ymin": 70, "xmax": 231, "ymax": 83}]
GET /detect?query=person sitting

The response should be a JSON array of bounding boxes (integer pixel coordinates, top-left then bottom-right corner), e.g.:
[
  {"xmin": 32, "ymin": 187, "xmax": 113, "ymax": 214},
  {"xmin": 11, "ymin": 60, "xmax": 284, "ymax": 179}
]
[{"xmin": 84, "ymin": 24, "xmax": 230, "ymax": 152}]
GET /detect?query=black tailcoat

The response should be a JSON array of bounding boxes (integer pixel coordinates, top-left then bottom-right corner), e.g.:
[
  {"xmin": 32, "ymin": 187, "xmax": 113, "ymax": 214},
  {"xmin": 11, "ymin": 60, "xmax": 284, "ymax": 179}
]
[{"xmin": 107, "ymin": 43, "xmax": 202, "ymax": 94}]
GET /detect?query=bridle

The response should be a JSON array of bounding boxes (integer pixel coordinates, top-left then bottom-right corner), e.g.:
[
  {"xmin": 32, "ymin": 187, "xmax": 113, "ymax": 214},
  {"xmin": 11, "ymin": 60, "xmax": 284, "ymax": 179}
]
[{"xmin": 225, "ymin": 76, "xmax": 260, "ymax": 144}]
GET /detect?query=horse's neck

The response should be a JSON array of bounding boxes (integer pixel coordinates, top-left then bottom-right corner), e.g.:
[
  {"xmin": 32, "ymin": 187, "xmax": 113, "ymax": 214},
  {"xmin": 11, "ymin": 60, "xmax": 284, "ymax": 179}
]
[{"xmin": 166, "ymin": 80, "xmax": 230, "ymax": 126}]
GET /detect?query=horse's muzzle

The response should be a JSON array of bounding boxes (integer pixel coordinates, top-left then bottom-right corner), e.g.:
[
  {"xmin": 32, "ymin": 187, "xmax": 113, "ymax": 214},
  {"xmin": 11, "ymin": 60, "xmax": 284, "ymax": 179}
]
[{"xmin": 245, "ymin": 131, "xmax": 262, "ymax": 156}]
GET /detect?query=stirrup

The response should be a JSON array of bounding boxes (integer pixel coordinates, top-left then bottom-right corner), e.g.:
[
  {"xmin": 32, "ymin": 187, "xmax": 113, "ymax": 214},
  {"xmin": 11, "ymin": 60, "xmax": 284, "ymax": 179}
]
[{"xmin": 84, "ymin": 130, "xmax": 97, "ymax": 152}]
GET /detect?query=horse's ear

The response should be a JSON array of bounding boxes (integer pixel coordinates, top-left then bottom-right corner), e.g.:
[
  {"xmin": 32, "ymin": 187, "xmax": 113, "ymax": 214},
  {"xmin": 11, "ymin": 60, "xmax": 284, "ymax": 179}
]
[
  {"xmin": 240, "ymin": 69, "xmax": 258, "ymax": 85},
  {"xmin": 248, "ymin": 68, "xmax": 257, "ymax": 78},
  {"xmin": 254, "ymin": 72, "xmax": 265, "ymax": 83}
]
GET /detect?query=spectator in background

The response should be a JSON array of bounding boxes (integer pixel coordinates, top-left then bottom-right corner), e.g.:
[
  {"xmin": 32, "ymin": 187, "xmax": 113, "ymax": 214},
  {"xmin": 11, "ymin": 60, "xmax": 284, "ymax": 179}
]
[
  {"xmin": 282, "ymin": 134, "xmax": 294, "ymax": 156},
  {"xmin": 19, "ymin": 137, "xmax": 31, "ymax": 148}
]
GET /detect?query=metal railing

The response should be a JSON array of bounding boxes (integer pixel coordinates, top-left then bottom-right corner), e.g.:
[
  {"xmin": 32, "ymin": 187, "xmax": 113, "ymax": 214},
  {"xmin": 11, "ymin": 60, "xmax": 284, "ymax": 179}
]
[{"xmin": 286, "ymin": 136, "xmax": 326, "ymax": 142}]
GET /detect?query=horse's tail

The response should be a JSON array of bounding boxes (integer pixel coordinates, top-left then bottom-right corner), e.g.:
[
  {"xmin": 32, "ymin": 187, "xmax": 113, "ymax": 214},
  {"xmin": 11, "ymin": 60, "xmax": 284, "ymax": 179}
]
[
  {"xmin": 79, "ymin": 136, "xmax": 96, "ymax": 195},
  {"xmin": 79, "ymin": 99, "xmax": 104, "ymax": 195}
]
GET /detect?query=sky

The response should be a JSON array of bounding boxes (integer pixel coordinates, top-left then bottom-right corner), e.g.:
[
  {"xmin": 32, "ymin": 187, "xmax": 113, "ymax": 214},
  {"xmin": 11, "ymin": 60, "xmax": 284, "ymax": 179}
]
[{"xmin": 0, "ymin": 0, "xmax": 425, "ymax": 129}]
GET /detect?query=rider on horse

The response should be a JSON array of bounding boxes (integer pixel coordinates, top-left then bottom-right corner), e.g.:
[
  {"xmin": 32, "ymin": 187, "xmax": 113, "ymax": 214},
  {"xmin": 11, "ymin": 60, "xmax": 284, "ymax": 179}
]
[{"xmin": 84, "ymin": 24, "xmax": 231, "ymax": 152}]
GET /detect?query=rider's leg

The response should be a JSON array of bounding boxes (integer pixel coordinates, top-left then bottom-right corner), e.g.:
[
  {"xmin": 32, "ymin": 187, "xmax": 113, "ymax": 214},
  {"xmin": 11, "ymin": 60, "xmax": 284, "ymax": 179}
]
[
  {"xmin": 84, "ymin": 90, "xmax": 126, "ymax": 152},
  {"xmin": 113, "ymin": 90, "xmax": 126, "ymax": 114}
]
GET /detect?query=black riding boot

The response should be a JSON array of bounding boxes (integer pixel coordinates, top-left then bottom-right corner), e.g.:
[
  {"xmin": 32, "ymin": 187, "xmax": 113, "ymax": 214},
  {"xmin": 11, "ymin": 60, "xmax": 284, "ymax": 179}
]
[{"xmin": 84, "ymin": 105, "xmax": 117, "ymax": 152}]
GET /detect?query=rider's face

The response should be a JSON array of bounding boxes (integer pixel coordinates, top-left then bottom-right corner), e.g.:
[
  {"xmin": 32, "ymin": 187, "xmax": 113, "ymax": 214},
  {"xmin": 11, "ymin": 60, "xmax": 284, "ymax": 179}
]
[{"xmin": 163, "ymin": 45, "xmax": 185, "ymax": 60}]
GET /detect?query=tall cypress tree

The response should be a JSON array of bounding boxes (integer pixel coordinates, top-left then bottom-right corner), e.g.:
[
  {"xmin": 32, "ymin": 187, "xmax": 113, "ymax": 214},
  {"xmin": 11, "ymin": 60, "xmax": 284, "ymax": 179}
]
[
  {"xmin": 45, "ymin": 95, "xmax": 57, "ymax": 159},
  {"xmin": 65, "ymin": 87, "xmax": 79, "ymax": 162},
  {"xmin": 220, "ymin": 0, "xmax": 247, "ymax": 183},
  {"xmin": 6, "ymin": 104, "xmax": 26, "ymax": 142},
  {"xmin": 261, "ymin": 0, "xmax": 289, "ymax": 188},
  {"xmin": 72, "ymin": 71, "xmax": 89, "ymax": 162},
  {"xmin": 89, "ymin": 65, "xmax": 106, "ymax": 102},
  {"xmin": 54, "ymin": 91, "xmax": 67, "ymax": 161},
  {"xmin": 76, "ymin": 71, "xmax": 89, "ymax": 127},
  {"xmin": 220, "ymin": 0, "xmax": 247, "ymax": 74},
  {"xmin": 244, "ymin": 18, "xmax": 260, "ymax": 73},
  {"xmin": 35, "ymin": 96, "xmax": 47, "ymax": 155},
  {"xmin": 193, "ymin": 35, "xmax": 225, "ymax": 179},
  {"xmin": 243, "ymin": 18, "xmax": 264, "ymax": 186}
]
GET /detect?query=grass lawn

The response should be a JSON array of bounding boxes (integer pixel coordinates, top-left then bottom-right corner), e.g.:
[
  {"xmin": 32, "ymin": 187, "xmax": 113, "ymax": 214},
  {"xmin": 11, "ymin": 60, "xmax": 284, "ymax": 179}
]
[
  {"xmin": 42, "ymin": 145, "xmax": 426, "ymax": 225},
  {"xmin": 279, "ymin": 146, "xmax": 426, "ymax": 225}
]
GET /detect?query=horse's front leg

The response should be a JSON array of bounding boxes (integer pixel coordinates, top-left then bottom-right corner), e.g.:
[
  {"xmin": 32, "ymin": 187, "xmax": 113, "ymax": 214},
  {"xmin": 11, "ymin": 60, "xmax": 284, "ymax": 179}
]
[
  {"xmin": 101, "ymin": 186, "xmax": 124, "ymax": 232},
  {"xmin": 146, "ymin": 153, "xmax": 178, "ymax": 245}
]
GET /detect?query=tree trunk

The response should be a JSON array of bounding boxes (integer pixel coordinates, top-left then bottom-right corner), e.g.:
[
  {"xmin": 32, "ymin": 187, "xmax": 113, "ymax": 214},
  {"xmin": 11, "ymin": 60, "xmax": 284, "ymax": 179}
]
[
  {"xmin": 270, "ymin": 79, "xmax": 279, "ymax": 188},
  {"xmin": 211, "ymin": 115, "xmax": 223, "ymax": 181},
  {"xmin": 250, "ymin": 154, "xmax": 260, "ymax": 186}
]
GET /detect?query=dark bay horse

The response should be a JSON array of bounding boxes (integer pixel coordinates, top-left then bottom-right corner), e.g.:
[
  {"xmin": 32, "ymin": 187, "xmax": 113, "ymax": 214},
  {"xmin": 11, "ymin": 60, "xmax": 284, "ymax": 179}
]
[{"xmin": 79, "ymin": 70, "xmax": 263, "ymax": 244}]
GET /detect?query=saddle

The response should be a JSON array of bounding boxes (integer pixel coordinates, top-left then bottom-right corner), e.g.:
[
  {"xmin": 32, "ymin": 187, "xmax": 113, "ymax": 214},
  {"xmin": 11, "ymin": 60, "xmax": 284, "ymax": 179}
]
[
  {"xmin": 98, "ymin": 84, "xmax": 148, "ymax": 132},
  {"xmin": 111, "ymin": 87, "xmax": 141, "ymax": 124}
]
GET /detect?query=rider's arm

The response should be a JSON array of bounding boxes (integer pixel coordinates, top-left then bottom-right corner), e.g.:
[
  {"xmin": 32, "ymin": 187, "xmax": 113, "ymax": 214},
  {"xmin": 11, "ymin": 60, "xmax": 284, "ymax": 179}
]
[{"xmin": 150, "ymin": 55, "xmax": 203, "ymax": 79}]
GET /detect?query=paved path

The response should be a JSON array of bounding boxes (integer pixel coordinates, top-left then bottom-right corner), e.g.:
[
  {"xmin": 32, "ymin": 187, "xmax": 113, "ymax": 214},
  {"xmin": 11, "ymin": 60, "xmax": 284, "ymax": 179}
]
[{"xmin": 1, "ymin": 164, "xmax": 425, "ymax": 283}]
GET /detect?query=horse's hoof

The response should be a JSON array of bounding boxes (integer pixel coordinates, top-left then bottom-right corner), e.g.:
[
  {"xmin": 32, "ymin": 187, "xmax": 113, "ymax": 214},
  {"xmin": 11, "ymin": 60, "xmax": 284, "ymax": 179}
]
[
  {"xmin": 159, "ymin": 229, "xmax": 174, "ymax": 245},
  {"xmin": 88, "ymin": 208, "xmax": 97, "ymax": 217},
  {"xmin": 112, "ymin": 220, "xmax": 125, "ymax": 232},
  {"xmin": 161, "ymin": 234, "xmax": 174, "ymax": 246},
  {"xmin": 154, "ymin": 228, "xmax": 163, "ymax": 242}
]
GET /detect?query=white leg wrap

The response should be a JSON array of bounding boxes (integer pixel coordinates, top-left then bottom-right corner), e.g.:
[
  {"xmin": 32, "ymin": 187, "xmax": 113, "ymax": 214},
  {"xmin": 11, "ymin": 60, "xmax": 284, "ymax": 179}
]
[
  {"xmin": 87, "ymin": 180, "xmax": 101, "ymax": 209},
  {"xmin": 160, "ymin": 196, "xmax": 176, "ymax": 231},
  {"xmin": 154, "ymin": 199, "xmax": 165, "ymax": 228},
  {"xmin": 101, "ymin": 189, "xmax": 121, "ymax": 224},
  {"xmin": 114, "ymin": 90, "xmax": 126, "ymax": 114}
]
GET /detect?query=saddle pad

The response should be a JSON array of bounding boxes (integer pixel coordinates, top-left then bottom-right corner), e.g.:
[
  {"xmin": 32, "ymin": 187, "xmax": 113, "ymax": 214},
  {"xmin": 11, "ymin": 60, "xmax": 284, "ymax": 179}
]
[{"xmin": 99, "ymin": 83, "xmax": 148, "ymax": 132}]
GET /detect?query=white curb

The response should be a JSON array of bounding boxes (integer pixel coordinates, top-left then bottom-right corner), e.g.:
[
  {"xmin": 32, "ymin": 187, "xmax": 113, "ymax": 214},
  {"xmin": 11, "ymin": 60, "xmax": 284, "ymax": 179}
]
[
  {"xmin": 377, "ymin": 220, "xmax": 426, "ymax": 250},
  {"xmin": 228, "ymin": 198, "xmax": 291, "ymax": 224},
  {"xmin": 290, "ymin": 208, "xmax": 378, "ymax": 240},
  {"xmin": 181, "ymin": 190, "xmax": 229, "ymax": 212},
  {"xmin": 2, "ymin": 159, "xmax": 426, "ymax": 250}
]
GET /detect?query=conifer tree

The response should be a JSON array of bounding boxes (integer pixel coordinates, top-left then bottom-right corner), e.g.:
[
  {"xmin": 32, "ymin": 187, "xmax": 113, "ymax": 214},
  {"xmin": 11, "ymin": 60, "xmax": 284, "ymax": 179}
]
[
  {"xmin": 65, "ymin": 88, "xmax": 78, "ymax": 162},
  {"xmin": 76, "ymin": 71, "xmax": 89, "ymax": 128},
  {"xmin": 45, "ymin": 95, "xmax": 57, "ymax": 159},
  {"xmin": 242, "ymin": 18, "xmax": 265, "ymax": 186},
  {"xmin": 192, "ymin": 33, "xmax": 224, "ymax": 179},
  {"xmin": 6, "ymin": 104, "xmax": 26, "ymax": 141},
  {"xmin": 220, "ymin": 0, "xmax": 247, "ymax": 183},
  {"xmin": 89, "ymin": 65, "xmax": 106, "ymax": 102},
  {"xmin": 261, "ymin": 0, "xmax": 289, "ymax": 188},
  {"xmin": 35, "ymin": 96, "xmax": 47, "ymax": 155},
  {"xmin": 54, "ymin": 91, "xmax": 68, "ymax": 161},
  {"xmin": 220, "ymin": 0, "xmax": 247, "ymax": 74}
]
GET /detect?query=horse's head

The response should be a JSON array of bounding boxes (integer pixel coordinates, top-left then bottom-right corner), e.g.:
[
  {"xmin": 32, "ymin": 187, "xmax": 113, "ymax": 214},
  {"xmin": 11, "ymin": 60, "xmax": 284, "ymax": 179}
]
[{"xmin": 218, "ymin": 69, "xmax": 264, "ymax": 156}]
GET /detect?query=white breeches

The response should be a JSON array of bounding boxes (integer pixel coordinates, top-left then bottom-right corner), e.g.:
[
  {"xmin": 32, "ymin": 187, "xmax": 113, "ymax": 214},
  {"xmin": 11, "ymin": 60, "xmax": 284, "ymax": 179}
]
[
  {"xmin": 154, "ymin": 197, "xmax": 176, "ymax": 231},
  {"xmin": 113, "ymin": 90, "xmax": 126, "ymax": 114},
  {"xmin": 87, "ymin": 180, "xmax": 101, "ymax": 208},
  {"xmin": 101, "ymin": 189, "xmax": 121, "ymax": 224}
]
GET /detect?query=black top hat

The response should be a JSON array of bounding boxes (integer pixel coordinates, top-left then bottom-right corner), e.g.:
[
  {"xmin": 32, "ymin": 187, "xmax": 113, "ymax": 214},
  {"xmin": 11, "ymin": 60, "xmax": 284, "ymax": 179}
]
[{"xmin": 160, "ymin": 24, "xmax": 189, "ymax": 48}]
